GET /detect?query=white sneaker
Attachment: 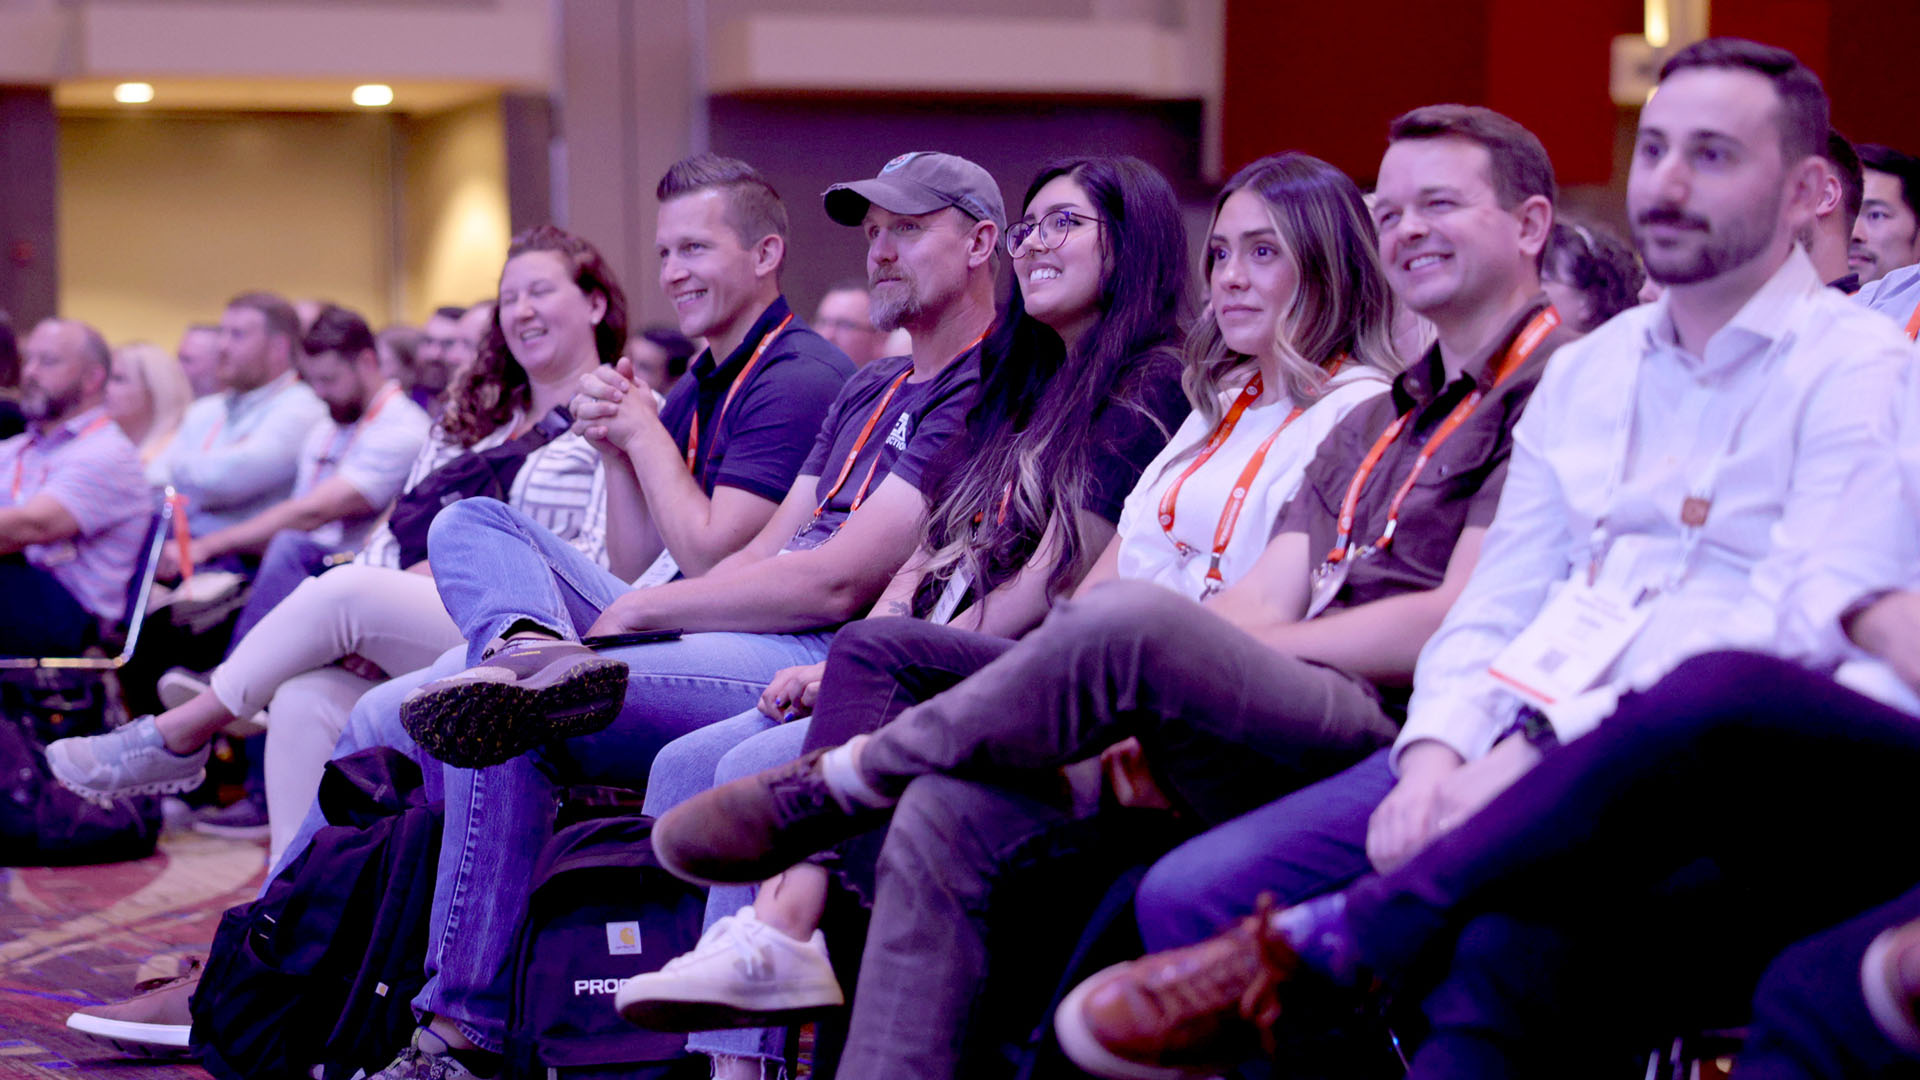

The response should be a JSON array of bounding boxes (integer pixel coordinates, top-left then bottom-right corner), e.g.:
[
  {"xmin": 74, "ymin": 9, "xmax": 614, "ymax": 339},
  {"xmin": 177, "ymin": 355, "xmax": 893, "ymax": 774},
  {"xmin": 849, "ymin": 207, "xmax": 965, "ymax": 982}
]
[
  {"xmin": 157, "ymin": 667, "xmax": 267, "ymax": 735},
  {"xmin": 614, "ymin": 907, "xmax": 844, "ymax": 1030},
  {"xmin": 45, "ymin": 716, "xmax": 209, "ymax": 805},
  {"xmin": 155, "ymin": 668, "xmax": 211, "ymax": 710}
]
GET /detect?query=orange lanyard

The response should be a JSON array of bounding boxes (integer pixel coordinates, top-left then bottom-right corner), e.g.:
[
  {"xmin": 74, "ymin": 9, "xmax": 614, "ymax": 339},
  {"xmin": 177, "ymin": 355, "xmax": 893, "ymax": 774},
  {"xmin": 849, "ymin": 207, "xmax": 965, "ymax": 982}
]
[
  {"xmin": 811, "ymin": 330, "xmax": 988, "ymax": 531},
  {"xmin": 10, "ymin": 415, "xmax": 112, "ymax": 501},
  {"xmin": 1155, "ymin": 372, "xmax": 1306, "ymax": 590},
  {"xmin": 166, "ymin": 490, "xmax": 196, "ymax": 581},
  {"xmin": 1324, "ymin": 308, "xmax": 1558, "ymax": 563},
  {"xmin": 809, "ymin": 368, "xmax": 911, "ymax": 524},
  {"xmin": 1905, "ymin": 296, "xmax": 1920, "ymax": 342},
  {"xmin": 686, "ymin": 313, "xmax": 793, "ymax": 475},
  {"xmin": 316, "ymin": 383, "xmax": 400, "ymax": 481}
]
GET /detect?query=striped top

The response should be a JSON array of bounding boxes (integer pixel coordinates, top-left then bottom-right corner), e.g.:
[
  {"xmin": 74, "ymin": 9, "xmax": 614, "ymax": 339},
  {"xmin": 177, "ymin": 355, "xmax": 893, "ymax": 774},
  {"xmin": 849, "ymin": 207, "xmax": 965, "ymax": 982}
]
[
  {"xmin": 0, "ymin": 405, "xmax": 154, "ymax": 621},
  {"xmin": 356, "ymin": 411, "xmax": 608, "ymax": 571}
]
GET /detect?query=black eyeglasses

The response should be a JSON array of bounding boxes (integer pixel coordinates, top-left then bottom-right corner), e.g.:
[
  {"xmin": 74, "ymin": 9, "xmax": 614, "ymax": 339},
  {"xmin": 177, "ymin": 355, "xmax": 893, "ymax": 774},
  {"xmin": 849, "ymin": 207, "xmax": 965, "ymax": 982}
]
[{"xmin": 1005, "ymin": 210, "xmax": 1104, "ymax": 257}]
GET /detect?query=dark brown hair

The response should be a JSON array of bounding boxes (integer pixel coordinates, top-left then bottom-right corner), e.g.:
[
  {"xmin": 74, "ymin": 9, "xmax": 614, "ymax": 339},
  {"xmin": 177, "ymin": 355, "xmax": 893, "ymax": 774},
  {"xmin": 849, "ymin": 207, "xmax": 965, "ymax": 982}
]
[
  {"xmin": 1660, "ymin": 37, "xmax": 1829, "ymax": 163},
  {"xmin": 1388, "ymin": 104, "xmax": 1557, "ymax": 210},
  {"xmin": 225, "ymin": 290, "xmax": 302, "ymax": 359},
  {"xmin": 656, "ymin": 153, "xmax": 789, "ymax": 250}
]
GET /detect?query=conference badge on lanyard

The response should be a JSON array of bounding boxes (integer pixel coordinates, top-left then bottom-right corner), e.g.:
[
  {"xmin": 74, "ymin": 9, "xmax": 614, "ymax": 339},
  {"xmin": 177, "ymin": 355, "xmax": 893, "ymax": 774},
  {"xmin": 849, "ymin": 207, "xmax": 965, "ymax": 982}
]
[{"xmin": 1487, "ymin": 580, "xmax": 1652, "ymax": 714}]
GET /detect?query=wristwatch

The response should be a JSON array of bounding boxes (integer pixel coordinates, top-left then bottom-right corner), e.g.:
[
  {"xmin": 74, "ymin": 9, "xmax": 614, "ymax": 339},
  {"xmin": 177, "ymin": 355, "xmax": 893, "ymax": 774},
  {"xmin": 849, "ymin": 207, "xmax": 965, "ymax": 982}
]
[{"xmin": 1498, "ymin": 706, "xmax": 1560, "ymax": 752}]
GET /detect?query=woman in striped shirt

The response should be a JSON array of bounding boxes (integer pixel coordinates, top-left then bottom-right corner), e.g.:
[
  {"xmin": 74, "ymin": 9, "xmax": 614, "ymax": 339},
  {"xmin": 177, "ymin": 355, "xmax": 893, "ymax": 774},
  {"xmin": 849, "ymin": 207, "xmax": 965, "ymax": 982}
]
[{"xmin": 48, "ymin": 225, "xmax": 623, "ymax": 867}]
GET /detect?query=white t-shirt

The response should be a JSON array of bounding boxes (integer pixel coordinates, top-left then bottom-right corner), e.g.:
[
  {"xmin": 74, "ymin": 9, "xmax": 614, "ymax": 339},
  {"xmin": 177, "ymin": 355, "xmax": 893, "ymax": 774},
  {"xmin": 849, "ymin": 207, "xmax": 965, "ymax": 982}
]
[
  {"xmin": 1115, "ymin": 365, "xmax": 1389, "ymax": 598},
  {"xmin": 293, "ymin": 383, "xmax": 431, "ymax": 550}
]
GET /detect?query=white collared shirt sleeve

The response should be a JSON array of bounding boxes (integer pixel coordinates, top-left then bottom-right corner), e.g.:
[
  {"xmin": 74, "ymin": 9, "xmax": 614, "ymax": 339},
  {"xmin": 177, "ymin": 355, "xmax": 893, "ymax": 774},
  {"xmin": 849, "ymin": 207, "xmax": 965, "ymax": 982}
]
[
  {"xmin": 1394, "ymin": 343, "xmax": 1587, "ymax": 772},
  {"xmin": 1777, "ymin": 357, "xmax": 1920, "ymax": 669},
  {"xmin": 170, "ymin": 384, "xmax": 327, "ymax": 512}
]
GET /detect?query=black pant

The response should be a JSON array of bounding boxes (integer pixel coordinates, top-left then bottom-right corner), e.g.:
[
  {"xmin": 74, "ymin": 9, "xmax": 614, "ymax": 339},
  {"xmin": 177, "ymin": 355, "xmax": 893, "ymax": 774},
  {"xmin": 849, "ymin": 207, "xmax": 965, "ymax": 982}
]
[
  {"xmin": 0, "ymin": 554, "xmax": 94, "ymax": 658},
  {"xmin": 1338, "ymin": 651, "xmax": 1920, "ymax": 1078},
  {"xmin": 800, "ymin": 615, "xmax": 1018, "ymax": 905}
]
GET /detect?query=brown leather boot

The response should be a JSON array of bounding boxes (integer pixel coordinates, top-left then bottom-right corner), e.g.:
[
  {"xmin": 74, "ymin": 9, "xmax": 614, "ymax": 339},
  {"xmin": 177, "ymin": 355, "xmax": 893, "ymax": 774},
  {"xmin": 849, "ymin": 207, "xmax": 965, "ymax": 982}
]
[{"xmin": 1054, "ymin": 896, "xmax": 1299, "ymax": 1079}]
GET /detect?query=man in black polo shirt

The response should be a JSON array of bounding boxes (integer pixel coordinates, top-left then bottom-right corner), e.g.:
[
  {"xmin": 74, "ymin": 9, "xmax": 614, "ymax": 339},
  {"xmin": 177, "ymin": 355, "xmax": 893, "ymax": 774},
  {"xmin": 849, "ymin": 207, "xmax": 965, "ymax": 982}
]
[
  {"xmin": 587, "ymin": 153, "xmax": 855, "ymax": 585},
  {"xmin": 300, "ymin": 151, "xmax": 1006, "ymax": 1079},
  {"xmin": 650, "ymin": 105, "xmax": 1570, "ymax": 1079}
]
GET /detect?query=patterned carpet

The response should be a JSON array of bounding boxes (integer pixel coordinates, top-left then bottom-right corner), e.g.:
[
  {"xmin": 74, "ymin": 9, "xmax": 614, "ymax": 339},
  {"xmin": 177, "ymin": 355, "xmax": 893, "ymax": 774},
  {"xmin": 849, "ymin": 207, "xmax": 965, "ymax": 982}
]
[{"xmin": 0, "ymin": 831, "xmax": 266, "ymax": 1079}]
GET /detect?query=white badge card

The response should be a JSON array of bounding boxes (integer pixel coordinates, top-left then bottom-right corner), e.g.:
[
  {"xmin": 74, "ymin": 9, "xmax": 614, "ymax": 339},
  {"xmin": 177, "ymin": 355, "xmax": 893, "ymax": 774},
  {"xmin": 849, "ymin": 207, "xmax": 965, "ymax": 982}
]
[
  {"xmin": 632, "ymin": 550, "xmax": 680, "ymax": 589},
  {"xmin": 1486, "ymin": 582, "xmax": 1652, "ymax": 710},
  {"xmin": 927, "ymin": 569, "xmax": 973, "ymax": 625}
]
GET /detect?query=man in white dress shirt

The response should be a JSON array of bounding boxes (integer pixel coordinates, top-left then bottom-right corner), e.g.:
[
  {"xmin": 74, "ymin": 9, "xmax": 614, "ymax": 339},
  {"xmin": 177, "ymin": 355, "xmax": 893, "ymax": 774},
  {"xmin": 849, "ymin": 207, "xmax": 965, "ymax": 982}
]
[{"xmin": 1050, "ymin": 36, "xmax": 1916, "ymax": 1080}]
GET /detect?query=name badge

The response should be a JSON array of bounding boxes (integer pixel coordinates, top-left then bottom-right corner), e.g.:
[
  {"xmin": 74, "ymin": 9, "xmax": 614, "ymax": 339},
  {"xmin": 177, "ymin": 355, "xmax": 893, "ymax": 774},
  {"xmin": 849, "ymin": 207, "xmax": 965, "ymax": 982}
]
[
  {"xmin": 632, "ymin": 550, "xmax": 679, "ymax": 589},
  {"xmin": 1487, "ymin": 581, "xmax": 1652, "ymax": 711},
  {"xmin": 927, "ymin": 569, "xmax": 972, "ymax": 625},
  {"xmin": 1304, "ymin": 554, "xmax": 1351, "ymax": 620}
]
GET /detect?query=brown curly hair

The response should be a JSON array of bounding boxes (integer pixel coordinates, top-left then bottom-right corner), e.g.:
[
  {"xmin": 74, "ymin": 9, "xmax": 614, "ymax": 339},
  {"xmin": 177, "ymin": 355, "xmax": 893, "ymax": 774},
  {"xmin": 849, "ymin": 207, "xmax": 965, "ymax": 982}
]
[{"xmin": 440, "ymin": 225, "xmax": 631, "ymax": 446}]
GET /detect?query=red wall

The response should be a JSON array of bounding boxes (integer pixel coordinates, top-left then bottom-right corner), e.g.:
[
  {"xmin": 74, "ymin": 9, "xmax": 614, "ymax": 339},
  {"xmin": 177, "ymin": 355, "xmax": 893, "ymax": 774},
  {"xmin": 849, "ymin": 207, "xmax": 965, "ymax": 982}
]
[
  {"xmin": 1222, "ymin": 0, "xmax": 1638, "ymax": 187},
  {"xmin": 1223, "ymin": 0, "xmax": 1920, "ymax": 189}
]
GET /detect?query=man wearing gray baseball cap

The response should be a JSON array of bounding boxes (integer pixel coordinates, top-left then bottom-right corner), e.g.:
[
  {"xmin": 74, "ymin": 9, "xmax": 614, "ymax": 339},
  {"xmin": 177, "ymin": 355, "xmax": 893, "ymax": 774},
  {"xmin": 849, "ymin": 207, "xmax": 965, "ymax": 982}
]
[
  {"xmin": 817, "ymin": 150, "xmax": 1003, "ymax": 401},
  {"xmin": 823, "ymin": 150, "xmax": 1008, "ymax": 234}
]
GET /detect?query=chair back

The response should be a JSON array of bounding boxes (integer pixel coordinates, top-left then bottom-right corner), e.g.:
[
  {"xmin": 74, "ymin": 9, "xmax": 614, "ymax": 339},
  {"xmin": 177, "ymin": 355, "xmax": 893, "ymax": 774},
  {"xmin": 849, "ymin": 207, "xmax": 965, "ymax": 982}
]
[{"xmin": 0, "ymin": 486, "xmax": 171, "ymax": 673}]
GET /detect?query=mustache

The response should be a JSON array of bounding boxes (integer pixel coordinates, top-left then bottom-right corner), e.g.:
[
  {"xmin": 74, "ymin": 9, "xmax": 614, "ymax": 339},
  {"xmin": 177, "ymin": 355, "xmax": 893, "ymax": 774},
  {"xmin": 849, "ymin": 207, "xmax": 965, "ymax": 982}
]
[{"xmin": 1635, "ymin": 206, "xmax": 1710, "ymax": 231}]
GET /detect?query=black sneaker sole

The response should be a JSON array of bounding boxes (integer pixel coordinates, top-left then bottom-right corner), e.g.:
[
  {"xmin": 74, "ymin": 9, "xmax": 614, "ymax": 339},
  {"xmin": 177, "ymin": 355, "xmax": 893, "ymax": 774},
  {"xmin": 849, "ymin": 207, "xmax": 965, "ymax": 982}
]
[{"xmin": 400, "ymin": 658, "xmax": 629, "ymax": 769}]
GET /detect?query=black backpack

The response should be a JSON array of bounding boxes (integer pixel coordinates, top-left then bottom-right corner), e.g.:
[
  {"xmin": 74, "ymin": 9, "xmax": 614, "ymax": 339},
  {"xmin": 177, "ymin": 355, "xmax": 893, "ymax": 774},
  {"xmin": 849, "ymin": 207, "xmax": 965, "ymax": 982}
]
[
  {"xmin": 0, "ymin": 712, "xmax": 160, "ymax": 865},
  {"xmin": 190, "ymin": 748, "xmax": 442, "ymax": 1080},
  {"xmin": 508, "ymin": 811, "xmax": 707, "ymax": 1080}
]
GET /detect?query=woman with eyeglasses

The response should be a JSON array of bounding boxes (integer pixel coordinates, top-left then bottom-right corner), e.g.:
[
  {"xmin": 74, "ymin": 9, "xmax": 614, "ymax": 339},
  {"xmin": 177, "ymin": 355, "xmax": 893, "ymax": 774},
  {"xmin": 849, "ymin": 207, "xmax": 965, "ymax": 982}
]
[{"xmin": 621, "ymin": 152, "xmax": 1407, "ymax": 1080}]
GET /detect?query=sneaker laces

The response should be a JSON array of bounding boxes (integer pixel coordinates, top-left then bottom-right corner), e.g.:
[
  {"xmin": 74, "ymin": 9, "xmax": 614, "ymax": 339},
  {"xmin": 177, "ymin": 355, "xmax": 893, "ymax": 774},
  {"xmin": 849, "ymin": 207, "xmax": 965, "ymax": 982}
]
[
  {"xmin": 1237, "ymin": 893, "xmax": 1300, "ymax": 1055},
  {"xmin": 132, "ymin": 956, "xmax": 202, "ymax": 995},
  {"xmin": 662, "ymin": 910, "xmax": 775, "ymax": 981}
]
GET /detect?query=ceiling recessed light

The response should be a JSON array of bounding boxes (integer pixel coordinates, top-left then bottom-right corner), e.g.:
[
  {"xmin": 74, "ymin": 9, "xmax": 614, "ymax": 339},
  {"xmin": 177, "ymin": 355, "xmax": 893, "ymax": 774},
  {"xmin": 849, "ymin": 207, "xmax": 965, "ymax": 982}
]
[
  {"xmin": 351, "ymin": 84, "xmax": 394, "ymax": 108},
  {"xmin": 113, "ymin": 82, "xmax": 155, "ymax": 104}
]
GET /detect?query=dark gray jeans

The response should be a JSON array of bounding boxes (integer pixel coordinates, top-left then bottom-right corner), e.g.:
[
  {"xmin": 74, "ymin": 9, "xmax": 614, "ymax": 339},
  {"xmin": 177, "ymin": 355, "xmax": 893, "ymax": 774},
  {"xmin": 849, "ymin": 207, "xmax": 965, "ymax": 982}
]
[{"xmin": 839, "ymin": 580, "xmax": 1399, "ymax": 1078}]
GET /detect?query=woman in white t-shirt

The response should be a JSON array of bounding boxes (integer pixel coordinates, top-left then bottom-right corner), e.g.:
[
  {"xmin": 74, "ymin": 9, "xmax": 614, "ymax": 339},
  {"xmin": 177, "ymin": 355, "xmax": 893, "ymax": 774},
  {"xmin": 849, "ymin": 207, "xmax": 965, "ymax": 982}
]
[{"xmin": 1082, "ymin": 149, "xmax": 1405, "ymax": 599}]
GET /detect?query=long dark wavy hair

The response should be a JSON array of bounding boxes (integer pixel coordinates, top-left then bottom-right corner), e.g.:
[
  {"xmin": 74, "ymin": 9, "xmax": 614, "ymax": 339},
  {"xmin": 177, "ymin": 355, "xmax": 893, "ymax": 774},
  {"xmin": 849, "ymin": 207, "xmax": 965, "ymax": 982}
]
[
  {"xmin": 441, "ymin": 225, "xmax": 631, "ymax": 446},
  {"xmin": 912, "ymin": 156, "xmax": 1190, "ymax": 616}
]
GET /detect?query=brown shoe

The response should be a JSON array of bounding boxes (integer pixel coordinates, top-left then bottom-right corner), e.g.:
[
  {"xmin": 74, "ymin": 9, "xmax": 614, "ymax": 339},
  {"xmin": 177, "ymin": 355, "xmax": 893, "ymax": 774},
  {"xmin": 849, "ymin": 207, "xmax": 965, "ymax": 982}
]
[
  {"xmin": 1865, "ymin": 915, "xmax": 1920, "ymax": 1053},
  {"xmin": 1054, "ymin": 896, "xmax": 1298, "ymax": 1079},
  {"xmin": 65, "ymin": 959, "xmax": 200, "ymax": 1057},
  {"xmin": 651, "ymin": 747, "xmax": 888, "ymax": 886}
]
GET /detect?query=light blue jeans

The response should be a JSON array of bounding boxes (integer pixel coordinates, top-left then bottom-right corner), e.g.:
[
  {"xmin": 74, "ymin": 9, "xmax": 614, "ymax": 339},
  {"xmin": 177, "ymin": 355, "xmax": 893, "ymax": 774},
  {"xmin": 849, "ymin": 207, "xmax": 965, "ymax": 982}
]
[
  {"xmin": 643, "ymin": 712, "xmax": 814, "ymax": 1064},
  {"xmin": 422, "ymin": 498, "xmax": 834, "ymax": 1051},
  {"xmin": 269, "ymin": 499, "xmax": 837, "ymax": 1054}
]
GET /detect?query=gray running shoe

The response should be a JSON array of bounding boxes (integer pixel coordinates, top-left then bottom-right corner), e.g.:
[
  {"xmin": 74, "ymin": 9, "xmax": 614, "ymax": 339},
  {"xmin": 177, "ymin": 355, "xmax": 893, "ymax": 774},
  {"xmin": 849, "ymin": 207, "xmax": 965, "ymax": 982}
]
[
  {"xmin": 45, "ymin": 716, "xmax": 209, "ymax": 805},
  {"xmin": 398, "ymin": 638, "xmax": 628, "ymax": 769}
]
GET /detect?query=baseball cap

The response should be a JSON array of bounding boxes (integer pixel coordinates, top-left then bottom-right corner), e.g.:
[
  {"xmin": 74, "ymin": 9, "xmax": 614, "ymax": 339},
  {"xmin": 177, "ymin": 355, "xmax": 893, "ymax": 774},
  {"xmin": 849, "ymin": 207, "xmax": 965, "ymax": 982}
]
[{"xmin": 823, "ymin": 152, "xmax": 1007, "ymax": 233}]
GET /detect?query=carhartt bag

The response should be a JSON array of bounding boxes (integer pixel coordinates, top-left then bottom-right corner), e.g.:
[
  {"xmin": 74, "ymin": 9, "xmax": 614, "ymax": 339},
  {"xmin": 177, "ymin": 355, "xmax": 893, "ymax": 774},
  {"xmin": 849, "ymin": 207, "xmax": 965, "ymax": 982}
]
[
  {"xmin": 387, "ymin": 406, "xmax": 573, "ymax": 567},
  {"xmin": 508, "ymin": 811, "xmax": 706, "ymax": 1079},
  {"xmin": 190, "ymin": 748, "xmax": 441, "ymax": 1080}
]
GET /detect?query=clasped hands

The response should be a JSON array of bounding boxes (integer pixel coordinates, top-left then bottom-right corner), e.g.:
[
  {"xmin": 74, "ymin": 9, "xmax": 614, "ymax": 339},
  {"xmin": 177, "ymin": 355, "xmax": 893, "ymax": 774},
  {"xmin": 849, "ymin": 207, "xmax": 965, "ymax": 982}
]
[{"xmin": 570, "ymin": 358, "xmax": 661, "ymax": 449}]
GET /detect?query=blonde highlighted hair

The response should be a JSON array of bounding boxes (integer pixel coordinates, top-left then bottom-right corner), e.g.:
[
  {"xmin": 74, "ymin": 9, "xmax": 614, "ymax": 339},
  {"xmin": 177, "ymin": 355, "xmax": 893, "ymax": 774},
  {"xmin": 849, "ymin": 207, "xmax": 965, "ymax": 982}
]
[
  {"xmin": 1183, "ymin": 152, "xmax": 1404, "ymax": 435},
  {"xmin": 113, "ymin": 342, "xmax": 194, "ymax": 463}
]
